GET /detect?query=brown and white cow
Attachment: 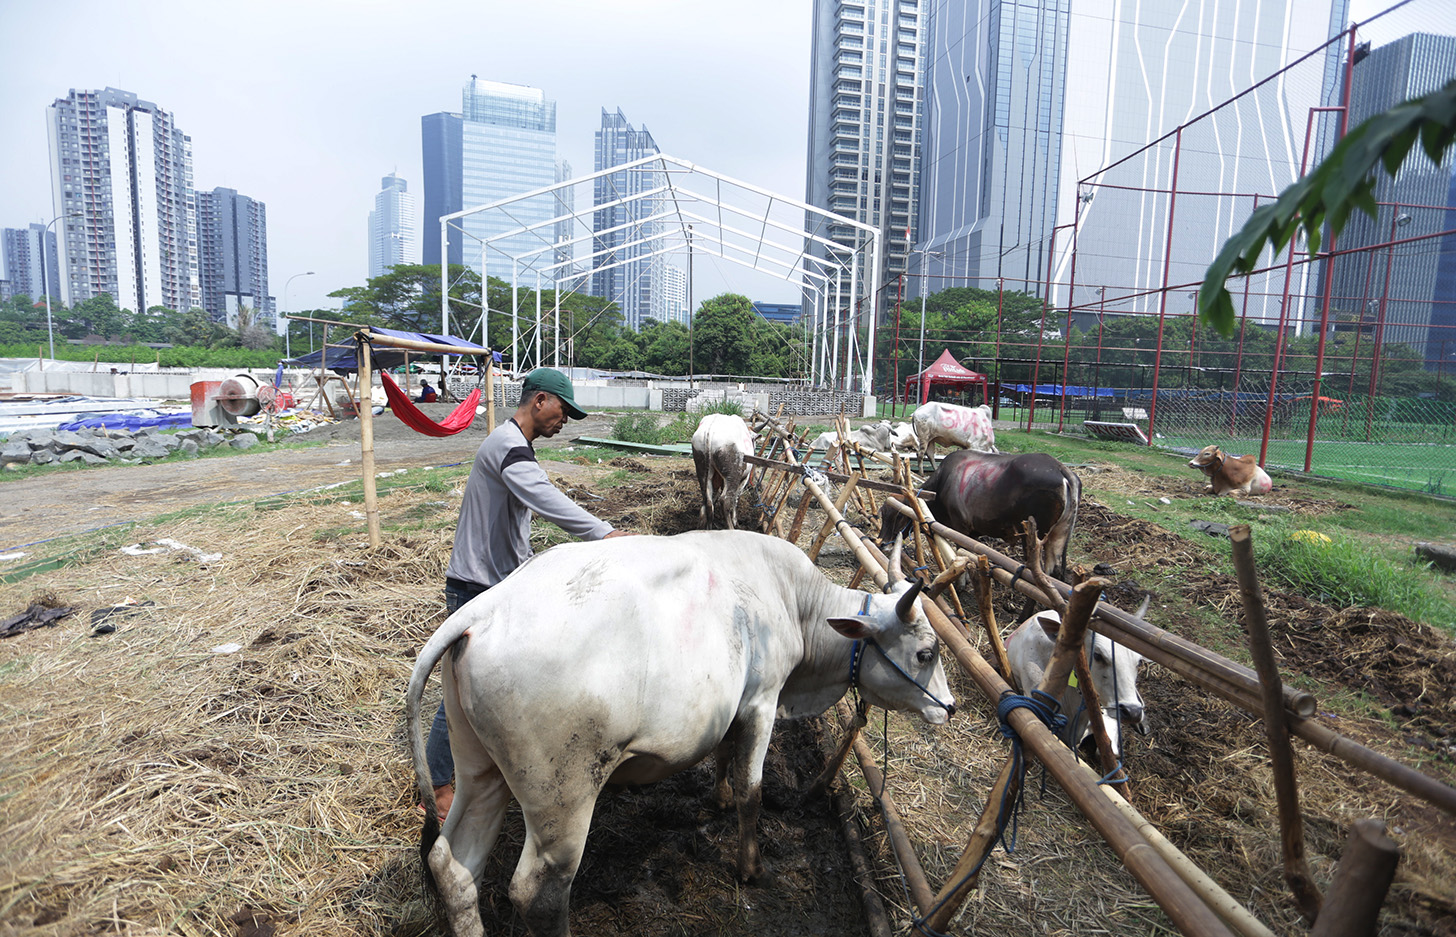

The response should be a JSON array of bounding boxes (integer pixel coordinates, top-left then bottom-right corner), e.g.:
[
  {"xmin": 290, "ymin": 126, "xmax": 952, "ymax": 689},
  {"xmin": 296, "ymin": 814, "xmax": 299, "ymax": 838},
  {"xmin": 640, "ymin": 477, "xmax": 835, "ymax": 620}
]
[
  {"xmin": 692, "ymin": 413, "xmax": 756, "ymax": 529},
  {"xmin": 407, "ymin": 531, "xmax": 953, "ymax": 937},
  {"xmin": 1188, "ymin": 445, "xmax": 1272, "ymax": 496},
  {"xmin": 910, "ymin": 401, "xmax": 996, "ymax": 470},
  {"xmin": 880, "ymin": 448, "xmax": 1081, "ymax": 581}
]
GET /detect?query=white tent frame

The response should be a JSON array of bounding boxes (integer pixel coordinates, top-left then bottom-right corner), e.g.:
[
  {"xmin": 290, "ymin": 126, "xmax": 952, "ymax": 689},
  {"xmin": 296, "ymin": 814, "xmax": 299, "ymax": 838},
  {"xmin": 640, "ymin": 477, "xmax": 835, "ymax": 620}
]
[{"xmin": 438, "ymin": 153, "xmax": 881, "ymax": 392}]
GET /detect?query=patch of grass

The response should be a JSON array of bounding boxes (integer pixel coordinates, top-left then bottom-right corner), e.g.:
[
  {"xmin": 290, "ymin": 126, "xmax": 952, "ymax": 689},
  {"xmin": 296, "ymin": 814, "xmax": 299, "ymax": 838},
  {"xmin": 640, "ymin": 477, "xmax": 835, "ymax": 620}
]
[
  {"xmin": 611, "ymin": 412, "xmax": 663, "ymax": 444},
  {"xmin": 1253, "ymin": 527, "xmax": 1453, "ymax": 630}
]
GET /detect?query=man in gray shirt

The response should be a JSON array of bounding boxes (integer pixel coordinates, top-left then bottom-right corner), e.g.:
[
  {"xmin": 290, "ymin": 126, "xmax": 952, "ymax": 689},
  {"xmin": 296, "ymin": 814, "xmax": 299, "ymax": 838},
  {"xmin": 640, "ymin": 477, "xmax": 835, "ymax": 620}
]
[{"xmin": 426, "ymin": 367, "xmax": 629, "ymax": 819}]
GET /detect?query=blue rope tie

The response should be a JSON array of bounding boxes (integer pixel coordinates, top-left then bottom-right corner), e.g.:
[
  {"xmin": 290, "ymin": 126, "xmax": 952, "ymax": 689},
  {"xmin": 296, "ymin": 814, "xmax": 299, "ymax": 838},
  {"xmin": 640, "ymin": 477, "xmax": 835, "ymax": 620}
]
[{"xmin": 908, "ymin": 689, "xmax": 1066, "ymax": 937}]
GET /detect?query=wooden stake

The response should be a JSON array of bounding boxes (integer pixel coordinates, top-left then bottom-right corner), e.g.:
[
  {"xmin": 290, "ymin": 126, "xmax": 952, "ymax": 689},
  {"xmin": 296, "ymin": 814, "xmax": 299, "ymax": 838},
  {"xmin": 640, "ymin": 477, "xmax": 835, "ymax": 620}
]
[
  {"xmin": 1230, "ymin": 524, "xmax": 1322, "ymax": 920},
  {"xmin": 357, "ymin": 337, "xmax": 382, "ymax": 549},
  {"xmin": 484, "ymin": 354, "xmax": 496, "ymax": 432},
  {"xmin": 1308, "ymin": 820, "xmax": 1400, "ymax": 937},
  {"xmin": 974, "ymin": 555, "xmax": 1012, "ymax": 680}
]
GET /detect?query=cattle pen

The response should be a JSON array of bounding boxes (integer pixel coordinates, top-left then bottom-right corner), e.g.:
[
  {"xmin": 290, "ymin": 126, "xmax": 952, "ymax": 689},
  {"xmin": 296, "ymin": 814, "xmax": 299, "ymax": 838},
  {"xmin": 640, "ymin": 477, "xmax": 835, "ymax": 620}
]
[
  {"xmin": 741, "ymin": 411, "xmax": 1456, "ymax": 937},
  {"xmin": 1, "ymin": 405, "xmax": 1454, "ymax": 937}
]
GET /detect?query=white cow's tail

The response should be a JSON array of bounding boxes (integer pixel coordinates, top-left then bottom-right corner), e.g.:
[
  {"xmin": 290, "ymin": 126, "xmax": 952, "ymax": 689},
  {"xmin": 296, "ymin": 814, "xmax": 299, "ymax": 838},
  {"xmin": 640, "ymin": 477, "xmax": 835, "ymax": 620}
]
[{"xmin": 407, "ymin": 611, "xmax": 477, "ymax": 863}]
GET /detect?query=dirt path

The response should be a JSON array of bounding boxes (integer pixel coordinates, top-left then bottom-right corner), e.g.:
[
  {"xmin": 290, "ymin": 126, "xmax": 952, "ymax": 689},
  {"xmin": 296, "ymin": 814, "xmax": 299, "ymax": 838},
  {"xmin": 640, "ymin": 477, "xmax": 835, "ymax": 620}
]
[{"xmin": 0, "ymin": 405, "xmax": 622, "ymax": 550}]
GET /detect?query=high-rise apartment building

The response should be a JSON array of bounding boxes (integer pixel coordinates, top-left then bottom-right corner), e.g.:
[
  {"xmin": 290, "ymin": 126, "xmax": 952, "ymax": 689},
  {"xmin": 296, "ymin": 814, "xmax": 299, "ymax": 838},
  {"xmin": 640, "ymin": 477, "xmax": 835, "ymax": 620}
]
[
  {"xmin": 915, "ymin": 0, "xmax": 1347, "ymax": 309},
  {"xmin": 369, "ymin": 173, "xmax": 418, "ymax": 278},
  {"xmin": 195, "ymin": 187, "xmax": 272, "ymax": 328},
  {"xmin": 421, "ymin": 78, "xmax": 558, "ymax": 282},
  {"xmin": 591, "ymin": 108, "xmax": 664, "ymax": 330},
  {"xmin": 663, "ymin": 263, "xmax": 688, "ymax": 325},
  {"xmin": 805, "ymin": 0, "xmax": 927, "ymax": 301},
  {"xmin": 1326, "ymin": 32, "xmax": 1456, "ymax": 368},
  {"xmin": 46, "ymin": 87, "xmax": 199, "ymax": 313},
  {"xmin": 1, "ymin": 224, "xmax": 61, "ymax": 301}
]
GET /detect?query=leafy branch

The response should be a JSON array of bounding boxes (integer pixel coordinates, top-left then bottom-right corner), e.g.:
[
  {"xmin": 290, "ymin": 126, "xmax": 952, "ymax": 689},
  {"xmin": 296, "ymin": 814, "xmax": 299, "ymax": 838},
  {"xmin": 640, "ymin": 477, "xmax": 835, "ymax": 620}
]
[{"xmin": 1198, "ymin": 80, "xmax": 1456, "ymax": 336}]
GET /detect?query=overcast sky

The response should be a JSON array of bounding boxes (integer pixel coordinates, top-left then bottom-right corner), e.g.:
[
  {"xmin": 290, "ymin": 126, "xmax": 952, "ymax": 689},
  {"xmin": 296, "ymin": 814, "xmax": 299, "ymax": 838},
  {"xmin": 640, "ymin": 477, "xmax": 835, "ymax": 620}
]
[{"xmin": 0, "ymin": 0, "xmax": 813, "ymax": 315}]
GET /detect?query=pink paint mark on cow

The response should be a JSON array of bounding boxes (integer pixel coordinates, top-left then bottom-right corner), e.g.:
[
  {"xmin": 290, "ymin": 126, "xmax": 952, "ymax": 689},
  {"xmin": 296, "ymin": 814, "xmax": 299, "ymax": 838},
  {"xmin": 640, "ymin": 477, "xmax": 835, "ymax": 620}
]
[{"xmin": 954, "ymin": 458, "xmax": 1004, "ymax": 500}]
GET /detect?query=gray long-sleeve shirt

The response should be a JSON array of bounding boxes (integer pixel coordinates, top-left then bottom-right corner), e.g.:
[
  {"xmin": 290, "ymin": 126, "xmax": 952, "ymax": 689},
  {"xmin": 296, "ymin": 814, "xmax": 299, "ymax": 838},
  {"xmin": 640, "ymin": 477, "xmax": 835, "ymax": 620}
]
[{"xmin": 445, "ymin": 418, "xmax": 613, "ymax": 588}]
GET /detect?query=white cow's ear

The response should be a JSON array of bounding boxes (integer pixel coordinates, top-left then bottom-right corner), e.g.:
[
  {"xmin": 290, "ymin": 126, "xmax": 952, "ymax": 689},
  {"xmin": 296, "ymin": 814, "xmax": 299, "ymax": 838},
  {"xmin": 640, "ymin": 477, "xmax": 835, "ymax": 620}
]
[{"xmin": 827, "ymin": 616, "xmax": 876, "ymax": 640}]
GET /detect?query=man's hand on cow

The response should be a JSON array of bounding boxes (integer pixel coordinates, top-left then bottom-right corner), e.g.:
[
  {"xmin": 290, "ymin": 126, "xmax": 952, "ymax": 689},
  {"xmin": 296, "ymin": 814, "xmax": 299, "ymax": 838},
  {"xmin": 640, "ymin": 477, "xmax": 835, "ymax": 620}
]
[{"xmin": 604, "ymin": 530, "xmax": 638, "ymax": 538}]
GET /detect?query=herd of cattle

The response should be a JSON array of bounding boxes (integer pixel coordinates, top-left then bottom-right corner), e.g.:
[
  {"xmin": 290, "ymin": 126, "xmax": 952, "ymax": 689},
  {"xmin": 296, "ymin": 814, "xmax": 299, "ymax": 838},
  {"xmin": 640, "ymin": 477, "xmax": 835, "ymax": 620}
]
[{"xmin": 409, "ymin": 400, "xmax": 1272, "ymax": 937}]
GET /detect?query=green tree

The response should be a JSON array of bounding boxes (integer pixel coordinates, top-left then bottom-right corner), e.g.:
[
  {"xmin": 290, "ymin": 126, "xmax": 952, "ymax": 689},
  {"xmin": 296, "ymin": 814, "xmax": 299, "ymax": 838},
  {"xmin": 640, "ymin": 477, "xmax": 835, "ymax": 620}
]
[
  {"xmin": 637, "ymin": 319, "xmax": 690, "ymax": 374},
  {"xmin": 234, "ymin": 305, "xmax": 274, "ymax": 350},
  {"xmin": 67, "ymin": 293, "xmax": 126, "ymax": 340},
  {"xmin": 330, "ymin": 263, "xmax": 482, "ymax": 334}
]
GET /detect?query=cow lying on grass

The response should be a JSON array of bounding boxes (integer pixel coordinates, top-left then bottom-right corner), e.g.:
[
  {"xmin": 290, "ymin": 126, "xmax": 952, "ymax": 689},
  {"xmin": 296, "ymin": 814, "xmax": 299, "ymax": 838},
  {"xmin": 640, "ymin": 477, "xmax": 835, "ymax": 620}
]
[
  {"xmin": 407, "ymin": 531, "xmax": 953, "ymax": 937},
  {"xmin": 1188, "ymin": 445, "xmax": 1272, "ymax": 496},
  {"xmin": 1005, "ymin": 597, "xmax": 1151, "ymax": 757}
]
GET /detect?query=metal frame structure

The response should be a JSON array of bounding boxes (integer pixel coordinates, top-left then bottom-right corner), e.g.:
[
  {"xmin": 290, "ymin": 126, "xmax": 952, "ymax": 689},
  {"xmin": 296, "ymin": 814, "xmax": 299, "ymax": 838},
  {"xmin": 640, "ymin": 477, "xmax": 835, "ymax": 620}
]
[{"xmin": 437, "ymin": 154, "xmax": 883, "ymax": 393}]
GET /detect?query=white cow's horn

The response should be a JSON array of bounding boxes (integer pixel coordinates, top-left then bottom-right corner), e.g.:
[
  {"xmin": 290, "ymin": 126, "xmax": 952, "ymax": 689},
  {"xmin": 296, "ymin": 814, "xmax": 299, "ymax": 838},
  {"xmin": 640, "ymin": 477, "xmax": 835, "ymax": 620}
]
[{"xmin": 895, "ymin": 579, "xmax": 924, "ymax": 624}]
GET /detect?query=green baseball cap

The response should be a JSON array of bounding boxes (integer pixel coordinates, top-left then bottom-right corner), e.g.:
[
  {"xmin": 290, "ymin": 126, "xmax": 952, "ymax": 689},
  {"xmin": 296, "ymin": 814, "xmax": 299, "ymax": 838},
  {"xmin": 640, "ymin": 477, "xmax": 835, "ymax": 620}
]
[{"xmin": 521, "ymin": 368, "xmax": 588, "ymax": 420}]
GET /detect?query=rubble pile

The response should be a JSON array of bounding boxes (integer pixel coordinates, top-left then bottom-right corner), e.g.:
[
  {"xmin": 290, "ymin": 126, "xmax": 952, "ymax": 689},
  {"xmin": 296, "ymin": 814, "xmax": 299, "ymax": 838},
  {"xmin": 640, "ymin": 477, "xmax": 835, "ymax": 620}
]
[{"xmin": 0, "ymin": 426, "xmax": 263, "ymax": 470}]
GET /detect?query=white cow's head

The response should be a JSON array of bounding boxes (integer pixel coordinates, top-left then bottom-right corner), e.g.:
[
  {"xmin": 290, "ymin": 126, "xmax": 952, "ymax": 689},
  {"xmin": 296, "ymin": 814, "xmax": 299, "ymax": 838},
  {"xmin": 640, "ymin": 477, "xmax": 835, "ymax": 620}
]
[
  {"xmin": 826, "ymin": 538, "xmax": 955, "ymax": 725},
  {"xmin": 1087, "ymin": 630, "xmax": 1149, "ymax": 755}
]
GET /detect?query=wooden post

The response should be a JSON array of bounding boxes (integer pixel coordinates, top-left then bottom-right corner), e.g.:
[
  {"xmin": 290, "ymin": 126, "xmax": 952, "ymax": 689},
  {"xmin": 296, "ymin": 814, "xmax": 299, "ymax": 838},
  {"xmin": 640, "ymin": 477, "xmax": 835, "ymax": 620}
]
[
  {"xmin": 1230, "ymin": 525, "xmax": 1322, "ymax": 920},
  {"xmin": 357, "ymin": 337, "xmax": 382, "ymax": 549},
  {"xmin": 403, "ymin": 352, "xmax": 411, "ymax": 396},
  {"xmin": 485, "ymin": 354, "xmax": 496, "ymax": 432},
  {"xmin": 1308, "ymin": 820, "xmax": 1400, "ymax": 937},
  {"xmin": 975, "ymin": 556, "xmax": 1013, "ymax": 680},
  {"xmin": 925, "ymin": 578, "xmax": 1110, "ymax": 932}
]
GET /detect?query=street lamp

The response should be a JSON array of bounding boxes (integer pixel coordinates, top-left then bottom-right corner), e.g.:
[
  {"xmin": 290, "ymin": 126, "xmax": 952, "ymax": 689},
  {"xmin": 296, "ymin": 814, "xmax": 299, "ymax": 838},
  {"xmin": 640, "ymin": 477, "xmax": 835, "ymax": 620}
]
[
  {"xmin": 40, "ymin": 212, "xmax": 80, "ymax": 360},
  {"xmin": 283, "ymin": 271, "xmax": 316, "ymax": 359},
  {"xmin": 913, "ymin": 249, "xmax": 944, "ymax": 402}
]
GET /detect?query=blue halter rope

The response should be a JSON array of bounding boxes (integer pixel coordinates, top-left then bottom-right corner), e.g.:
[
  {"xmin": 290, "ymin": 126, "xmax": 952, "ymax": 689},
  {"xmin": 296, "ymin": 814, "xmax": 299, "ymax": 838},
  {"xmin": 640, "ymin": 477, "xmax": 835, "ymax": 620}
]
[{"xmin": 847, "ymin": 591, "xmax": 954, "ymax": 714}]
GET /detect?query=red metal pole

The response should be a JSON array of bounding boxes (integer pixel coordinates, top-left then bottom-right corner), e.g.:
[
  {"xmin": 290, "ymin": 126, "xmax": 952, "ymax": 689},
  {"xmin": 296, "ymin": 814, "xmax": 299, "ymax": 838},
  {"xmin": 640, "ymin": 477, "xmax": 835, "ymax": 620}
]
[
  {"xmin": 1146, "ymin": 127, "xmax": 1183, "ymax": 445},
  {"xmin": 1027, "ymin": 225, "xmax": 1070, "ymax": 432},
  {"xmin": 992, "ymin": 278, "xmax": 1006, "ymax": 419},
  {"xmin": 1344, "ymin": 244, "xmax": 1379, "ymax": 437},
  {"xmin": 1058, "ymin": 194, "xmax": 1084, "ymax": 433},
  {"xmin": 1364, "ymin": 210, "xmax": 1403, "ymax": 440},
  {"xmin": 1230, "ymin": 269, "xmax": 1254, "ymax": 436},
  {"xmin": 892, "ymin": 273, "xmax": 905, "ymax": 416},
  {"xmin": 1094, "ymin": 289, "xmax": 1107, "ymax": 419},
  {"xmin": 1302, "ymin": 46, "xmax": 1357, "ymax": 470}
]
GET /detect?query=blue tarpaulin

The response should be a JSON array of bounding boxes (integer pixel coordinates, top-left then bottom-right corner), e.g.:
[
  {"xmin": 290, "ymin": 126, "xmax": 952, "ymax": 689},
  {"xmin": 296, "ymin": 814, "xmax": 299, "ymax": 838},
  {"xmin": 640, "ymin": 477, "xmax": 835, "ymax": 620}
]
[
  {"xmin": 285, "ymin": 327, "xmax": 488, "ymax": 374},
  {"xmin": 58, "ymin": 411, "xmax": 192, "ymax": 432},
  {"xmin": 1011, "ymin": 384, "xmax": 1119, "ymax": 397}
]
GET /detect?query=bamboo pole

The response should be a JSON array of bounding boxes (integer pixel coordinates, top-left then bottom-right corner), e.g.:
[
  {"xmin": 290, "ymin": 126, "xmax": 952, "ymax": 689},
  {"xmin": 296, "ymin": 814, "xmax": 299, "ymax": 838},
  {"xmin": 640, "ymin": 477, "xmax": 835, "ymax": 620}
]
[
  {"xmin": 974, "ymin": 556, "xmax": 1012, "ymax": 680},
  {"xmin": 1076, "ymin": 761, "xmax": 1278, "ymax": 937},
  {"xmin": 809, "ymin": 700, "xmax": 867, "ymax": 797},
  {"xmin": 808, "ymin": 475, "xmax": 859, "ymax": 563},
  {"xmin": 356, "ymin": 337, "xmax": 382, "ymax": 549},
  {"xmin": 360, "ymin": 330, "xmax": 490, "ymax": 358},
  {"xmin": 745, "ymin": 454, "xmax": 937, "ymax": 500},
  {"xmin": 925, "ymin": 577, "xmax": 1109, "ymax": 931},
  {"xmin": 1308, "ymin": 820, "xmax": 1400, "ymax": 937},
  {"xmin": 830, "ymin": 782, "xmax": 894, "ymax": 937},
  {"xmin": 848, "ymin": 715, "xmax": 936, "ymax": 915},
  {"xmin": 1230, "ymin": 525, "xmax": 1322, "ymax": 920}
]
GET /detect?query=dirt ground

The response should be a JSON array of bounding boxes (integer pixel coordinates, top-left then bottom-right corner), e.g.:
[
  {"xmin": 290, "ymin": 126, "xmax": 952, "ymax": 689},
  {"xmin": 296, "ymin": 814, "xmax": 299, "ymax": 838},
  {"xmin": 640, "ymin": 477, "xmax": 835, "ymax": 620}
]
[
  {"xmin": 1, "ymin": 417, "xmax": 1453, "ymax": 937},
  {"xmin": 0, "ymin": 404, "xmax": 621, "ymax": 549}
]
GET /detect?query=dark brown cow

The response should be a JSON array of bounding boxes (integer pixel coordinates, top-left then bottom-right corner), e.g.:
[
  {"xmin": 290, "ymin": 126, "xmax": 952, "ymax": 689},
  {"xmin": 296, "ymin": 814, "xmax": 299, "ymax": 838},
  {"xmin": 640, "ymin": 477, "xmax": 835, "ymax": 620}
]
[{"xmin": 880, "ymin": 449, "xmax": 1082, "ymax": 580}]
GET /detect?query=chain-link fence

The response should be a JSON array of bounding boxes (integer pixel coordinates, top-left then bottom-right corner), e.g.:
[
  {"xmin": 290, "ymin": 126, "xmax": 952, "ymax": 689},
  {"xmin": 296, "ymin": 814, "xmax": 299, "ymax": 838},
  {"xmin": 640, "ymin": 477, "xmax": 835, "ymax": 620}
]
[{"xmin": 874, "ymin": 2, "xmax": 1456, "ymax": 495}]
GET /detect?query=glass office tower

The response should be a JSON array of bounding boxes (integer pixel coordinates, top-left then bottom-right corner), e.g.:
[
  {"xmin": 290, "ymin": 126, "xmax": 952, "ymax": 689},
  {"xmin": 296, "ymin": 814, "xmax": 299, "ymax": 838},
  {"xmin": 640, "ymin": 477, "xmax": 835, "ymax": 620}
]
[{"xmin": 591, "ymin": 108, "xmax": 664, "ymax": 330}]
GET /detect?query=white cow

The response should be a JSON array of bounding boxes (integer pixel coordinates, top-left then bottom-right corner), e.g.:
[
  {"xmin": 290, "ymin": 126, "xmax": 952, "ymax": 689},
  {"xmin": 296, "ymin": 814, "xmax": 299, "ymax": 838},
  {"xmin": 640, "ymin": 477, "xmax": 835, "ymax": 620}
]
[
  {"xmin": 408, "ymin": 531, "xmax": 953, "ymax": 937},
  {"xmin": 1004, "ymin": 599, "xmax": 1150, "ymax": 757},
  {"xmin": 806, "ymin": 421, "xmax": 895, "ymax": 453},
  {"xmin": 887, "ymin": 420, "xmax": 917, "ymax": 452},
  {"xmin": 692, "ymin": 413, "xmax": 756, "ymax": 530},
  {"xmin": 911, "ymin": 401, "xmax": 997, "ymax": 470}
]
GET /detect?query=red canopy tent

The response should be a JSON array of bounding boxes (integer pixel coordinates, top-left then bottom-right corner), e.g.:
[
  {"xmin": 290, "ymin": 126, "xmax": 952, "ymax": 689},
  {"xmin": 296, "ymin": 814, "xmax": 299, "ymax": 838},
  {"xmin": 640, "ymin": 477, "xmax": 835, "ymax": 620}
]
[{"xmin": 903, "ymin": 349, "xmax": 988, "ymax": 406}]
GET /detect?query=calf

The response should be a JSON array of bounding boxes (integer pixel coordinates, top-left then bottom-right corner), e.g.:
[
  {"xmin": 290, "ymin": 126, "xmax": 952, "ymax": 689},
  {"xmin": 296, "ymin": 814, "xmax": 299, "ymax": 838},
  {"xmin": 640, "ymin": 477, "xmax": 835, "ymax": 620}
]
[
  {"xmin": 692, "ymin": 413, "xmax": 756, "ymax": 529},
  {"xmin": 910, "ymin": 401, "xmax": 996, "ymax": 470},
  {"xmin": 1004, "ymin": 598, "xmax": 1151, "ymax": 757},
  {"xmin": 880, "ymin": 448, "xmax": 1081, "ymax": 582},
  {"xmin": 1188, "ymin": 445, "xmax": 1272, "ymax": 496}
]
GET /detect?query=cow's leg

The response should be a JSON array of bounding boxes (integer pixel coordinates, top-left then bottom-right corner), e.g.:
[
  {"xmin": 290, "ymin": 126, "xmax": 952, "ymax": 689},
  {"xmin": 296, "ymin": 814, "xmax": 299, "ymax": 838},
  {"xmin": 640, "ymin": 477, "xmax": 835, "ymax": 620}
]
[
  {"xmin": 722, "ymin": 461, "xmax": 741, "ymax": 531},
  {"xmin": 711, "ymin": 724, "xmax": 738, "ymax": 809},
  {"xmin": 510, "ymin": 792, "xmax": 598, "ymax": 937},
  {"xmin": 694, "ymin": 451, "xmax": 713, "ymax": 529},
  {"xmin": 729, "ymin": 704, "xmax": 777, "ymax": 883},
  {"xmin": 428, "ymin": 682, "xmax": 511, "ymax": 937}
]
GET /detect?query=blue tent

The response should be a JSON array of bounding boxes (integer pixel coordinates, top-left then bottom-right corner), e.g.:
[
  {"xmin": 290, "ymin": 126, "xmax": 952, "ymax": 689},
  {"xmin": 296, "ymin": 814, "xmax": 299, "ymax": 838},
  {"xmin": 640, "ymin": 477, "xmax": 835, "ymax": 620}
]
[{"xmin": 285, "ymin": 326, "xmax": 490, "ymax": 374}]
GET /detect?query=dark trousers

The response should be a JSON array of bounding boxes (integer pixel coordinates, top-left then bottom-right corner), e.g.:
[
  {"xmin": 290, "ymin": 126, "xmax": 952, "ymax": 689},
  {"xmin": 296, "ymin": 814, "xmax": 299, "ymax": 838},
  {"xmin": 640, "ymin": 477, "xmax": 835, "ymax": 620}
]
[{"xmin": 426, "ymin": 577, "xmax": 489, "ymax": 787}]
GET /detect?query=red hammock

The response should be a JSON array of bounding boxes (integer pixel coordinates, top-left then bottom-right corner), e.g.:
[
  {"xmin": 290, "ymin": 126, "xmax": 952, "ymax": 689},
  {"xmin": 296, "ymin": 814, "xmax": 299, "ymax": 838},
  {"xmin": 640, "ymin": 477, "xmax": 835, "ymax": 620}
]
[{"xmin": 379, "ymin": 370, "xmax": 482, "ymax": 437}]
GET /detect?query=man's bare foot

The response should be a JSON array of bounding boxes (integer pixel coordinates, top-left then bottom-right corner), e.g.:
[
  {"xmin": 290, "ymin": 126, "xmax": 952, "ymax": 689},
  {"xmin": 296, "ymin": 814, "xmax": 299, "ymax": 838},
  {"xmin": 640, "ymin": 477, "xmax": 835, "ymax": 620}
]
[{"xmin": 419, "ymin": 783, "xmax": 454, "ymax": 822}]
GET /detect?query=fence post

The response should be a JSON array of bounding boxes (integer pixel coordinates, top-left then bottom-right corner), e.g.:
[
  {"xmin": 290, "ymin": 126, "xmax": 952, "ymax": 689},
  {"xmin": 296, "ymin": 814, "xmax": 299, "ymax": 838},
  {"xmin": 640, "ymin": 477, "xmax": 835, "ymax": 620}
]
[
  {"xmin": 1146, "ymin": 126, "xmax": 1183, "ymax": 445},
  {"xmin": 1059, "ymin": 191, "xmax": 1085, "ymax": 433}
]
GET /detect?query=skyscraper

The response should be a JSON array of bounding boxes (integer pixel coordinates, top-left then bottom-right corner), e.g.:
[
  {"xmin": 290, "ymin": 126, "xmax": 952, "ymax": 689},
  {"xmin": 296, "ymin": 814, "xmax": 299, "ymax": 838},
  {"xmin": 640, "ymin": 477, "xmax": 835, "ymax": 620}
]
[
  {"xmin": 592, "ymin": 108, "xmax": 664, "ymax": 330},
  {"xmin": 914, "ymin": 0, "xmax": 1348, "ymax": 306},
  {"xmin": 369, "ymin": 173, "xmax": 418, "ymax": 278},
  {"xmin": 195, "ymin": 187, "xmax": 271, "ymax": 328},
  {"xmin": 421, "ymin": 112, "xmax": 463, "ymax": 266},
  {"xmin": 46, "ymin": 87, "xmax": 199, "ymax": 313},
  {"xmin": 421, "ymin": 78, "xmax": 559, "ymax": 281},
  {"xmin": 1326, "ymin": 32, "xmax": 1456, "ymax": 368},
  {"xmin": 1, "ymin": 224, "xmax": 61, "ymax": 301},
  {"xmin": 663, "ymin": 263, "xmax": 688, "ymax": 325},
  {"xmin": 805, "ymin": 0, "xmax": 928, "ymax": 297}
]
